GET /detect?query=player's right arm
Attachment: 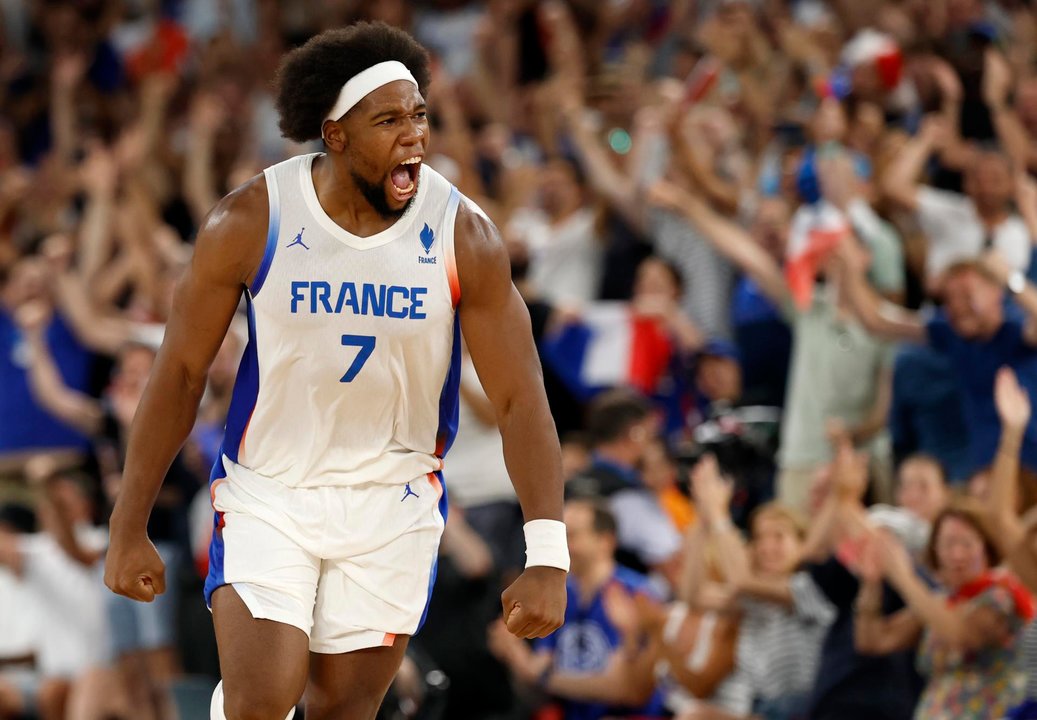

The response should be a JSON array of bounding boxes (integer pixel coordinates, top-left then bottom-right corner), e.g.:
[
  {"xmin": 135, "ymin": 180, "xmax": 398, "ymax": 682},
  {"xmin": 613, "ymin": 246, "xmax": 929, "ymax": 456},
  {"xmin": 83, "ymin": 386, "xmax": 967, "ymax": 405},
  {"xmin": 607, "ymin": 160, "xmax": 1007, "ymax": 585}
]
[{"xmin": 105, "ymin": 178, "xmax": 268, "ymax": 602}]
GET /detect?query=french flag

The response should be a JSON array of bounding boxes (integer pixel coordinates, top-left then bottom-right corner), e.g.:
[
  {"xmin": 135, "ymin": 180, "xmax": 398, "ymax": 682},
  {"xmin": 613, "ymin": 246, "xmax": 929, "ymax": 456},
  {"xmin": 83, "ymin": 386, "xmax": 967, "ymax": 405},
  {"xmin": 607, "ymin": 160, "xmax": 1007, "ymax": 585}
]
[
  {"xmin": 541, "ymin": 303, "xmax": 673, "ymax": 400},
  {"xmin": 786, "ymin": 202, "xmax": 850, "ymax": 309}
]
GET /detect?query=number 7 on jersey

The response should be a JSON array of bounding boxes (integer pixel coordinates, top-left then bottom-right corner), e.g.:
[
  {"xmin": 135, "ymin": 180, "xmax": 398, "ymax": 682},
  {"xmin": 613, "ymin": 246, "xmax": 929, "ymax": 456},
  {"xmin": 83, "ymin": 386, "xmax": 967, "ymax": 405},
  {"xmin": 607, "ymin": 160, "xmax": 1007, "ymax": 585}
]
[{"xmin": 340, "ymin": 334, "xmax": 376, "ymax": 382}]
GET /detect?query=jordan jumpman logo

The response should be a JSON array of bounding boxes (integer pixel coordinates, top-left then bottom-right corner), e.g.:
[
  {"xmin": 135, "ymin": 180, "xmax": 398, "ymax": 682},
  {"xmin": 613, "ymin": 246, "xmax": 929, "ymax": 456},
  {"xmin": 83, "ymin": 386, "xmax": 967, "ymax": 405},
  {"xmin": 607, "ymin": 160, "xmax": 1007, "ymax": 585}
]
[
  {"xmin": 401, "ymin": 482, "xmax": 419, "ymax": 502},
  {"xmin": 286, "ymin": 227, "xmax": 309, "ymax": 250}
]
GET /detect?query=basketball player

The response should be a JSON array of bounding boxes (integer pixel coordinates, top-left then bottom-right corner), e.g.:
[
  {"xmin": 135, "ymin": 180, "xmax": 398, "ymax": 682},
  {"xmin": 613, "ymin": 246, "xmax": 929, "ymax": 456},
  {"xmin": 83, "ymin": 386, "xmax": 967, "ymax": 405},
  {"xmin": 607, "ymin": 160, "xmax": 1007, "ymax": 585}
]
[{"xmin": 103, "ymin": 22, "xmax": 568, "ymax": 720}]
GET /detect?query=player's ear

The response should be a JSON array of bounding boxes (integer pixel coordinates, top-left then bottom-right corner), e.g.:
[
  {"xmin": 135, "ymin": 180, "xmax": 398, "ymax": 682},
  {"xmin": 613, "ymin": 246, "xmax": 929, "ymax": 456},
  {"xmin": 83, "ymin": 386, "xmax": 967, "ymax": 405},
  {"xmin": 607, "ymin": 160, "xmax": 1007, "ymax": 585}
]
[{"xmin": 322, "ymin": 120, "xmax": 348, "ymax": 152}]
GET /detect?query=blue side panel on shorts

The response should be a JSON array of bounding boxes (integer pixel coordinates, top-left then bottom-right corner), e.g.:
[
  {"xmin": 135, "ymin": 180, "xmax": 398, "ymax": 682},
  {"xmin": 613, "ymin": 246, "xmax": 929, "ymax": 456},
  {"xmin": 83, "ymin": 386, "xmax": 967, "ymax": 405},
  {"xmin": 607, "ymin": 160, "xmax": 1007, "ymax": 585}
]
[
  {"xmin": 222, "ymin": 297, "xmax": 260, "ymax": 465},
  {"xmin": 417, "ymin": 470, "xmax": 449, "ymax": 633},
  {"xmin": 203, "ymin": 450, "xmax": 229, "ymax": 608},
  {"xmin": 434, "ymin": 316, "xmax": 462, "ymax": 457}
]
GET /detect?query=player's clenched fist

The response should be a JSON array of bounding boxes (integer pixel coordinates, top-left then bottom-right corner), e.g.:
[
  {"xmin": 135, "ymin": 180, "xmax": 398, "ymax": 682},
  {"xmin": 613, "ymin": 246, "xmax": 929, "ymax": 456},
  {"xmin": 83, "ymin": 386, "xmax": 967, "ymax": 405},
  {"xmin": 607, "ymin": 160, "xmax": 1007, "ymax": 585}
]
[
  {"xmin": 104, "ymin": 532, "xmax": 166, "ymax": 602},
  {"xmin": 501, "ymin": 565, "xmax": 567, "ymax": 638}
]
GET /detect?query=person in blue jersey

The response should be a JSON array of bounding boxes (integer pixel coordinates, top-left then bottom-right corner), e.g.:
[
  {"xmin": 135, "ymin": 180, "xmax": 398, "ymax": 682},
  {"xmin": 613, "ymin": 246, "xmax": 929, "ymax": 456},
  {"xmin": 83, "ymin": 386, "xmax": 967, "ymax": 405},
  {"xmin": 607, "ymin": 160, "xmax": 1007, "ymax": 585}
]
[
  {"xmin": 102, "ymin": 21, "xmax": 567, "ymax": 720},
  {"xmin": 490, "ymin": 497, "xmax": 663, "ymax": 720}
]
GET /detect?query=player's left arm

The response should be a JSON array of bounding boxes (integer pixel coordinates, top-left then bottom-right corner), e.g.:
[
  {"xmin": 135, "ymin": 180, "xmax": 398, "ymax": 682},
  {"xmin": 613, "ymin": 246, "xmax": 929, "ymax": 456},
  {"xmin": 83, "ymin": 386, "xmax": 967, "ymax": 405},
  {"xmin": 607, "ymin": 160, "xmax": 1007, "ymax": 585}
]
[{"xmin": 455, "ymin": 203, "xmax": 567, "ymax": 639}]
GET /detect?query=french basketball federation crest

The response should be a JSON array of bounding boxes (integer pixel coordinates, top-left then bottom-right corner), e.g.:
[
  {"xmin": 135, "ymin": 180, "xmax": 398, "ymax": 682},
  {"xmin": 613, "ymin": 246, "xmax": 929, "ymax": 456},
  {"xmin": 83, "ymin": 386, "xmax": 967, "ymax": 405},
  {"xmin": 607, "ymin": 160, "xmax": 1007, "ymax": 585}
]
[{"xmin": 418, "ymin": 223, "xmax": 437, "ymax": 264}]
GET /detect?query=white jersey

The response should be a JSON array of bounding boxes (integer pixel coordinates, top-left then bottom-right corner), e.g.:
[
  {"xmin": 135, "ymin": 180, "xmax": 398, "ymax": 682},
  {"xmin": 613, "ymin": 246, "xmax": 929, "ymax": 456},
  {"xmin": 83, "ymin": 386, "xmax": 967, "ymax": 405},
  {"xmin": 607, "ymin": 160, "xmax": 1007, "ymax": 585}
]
[{"xmin": 215, "ymin": 154, "xmax": 464, "ymax": 489}]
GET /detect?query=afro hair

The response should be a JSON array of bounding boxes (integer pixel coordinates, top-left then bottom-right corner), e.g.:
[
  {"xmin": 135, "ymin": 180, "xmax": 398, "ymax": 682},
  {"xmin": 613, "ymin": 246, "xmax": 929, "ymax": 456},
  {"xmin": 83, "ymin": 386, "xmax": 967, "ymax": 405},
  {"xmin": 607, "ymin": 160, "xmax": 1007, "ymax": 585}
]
[{"xmin": 274, "ymin": 22, "xmax": 431, "ymax": 143}]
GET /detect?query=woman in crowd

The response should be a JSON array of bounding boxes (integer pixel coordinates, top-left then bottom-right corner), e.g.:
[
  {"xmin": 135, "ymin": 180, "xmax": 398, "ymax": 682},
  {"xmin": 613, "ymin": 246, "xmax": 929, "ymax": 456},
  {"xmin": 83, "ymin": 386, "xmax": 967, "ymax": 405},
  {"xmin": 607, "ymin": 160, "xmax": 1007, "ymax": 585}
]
[{"xmin": 855, "ymin": 502, "xmax": 1033, "ymax": 719}]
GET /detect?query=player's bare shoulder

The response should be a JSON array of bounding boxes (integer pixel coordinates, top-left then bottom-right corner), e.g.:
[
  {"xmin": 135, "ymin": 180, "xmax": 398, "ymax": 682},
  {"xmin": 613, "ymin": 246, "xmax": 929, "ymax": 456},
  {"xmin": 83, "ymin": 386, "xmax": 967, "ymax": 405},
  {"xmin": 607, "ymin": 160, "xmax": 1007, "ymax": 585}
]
[
  {"xmin": 454, "ymin": 200, "xmax": 510, "ymax": 298},
  {"xmin": 193, "ymin": 173, "xmax": 271, "ymax": 289}
]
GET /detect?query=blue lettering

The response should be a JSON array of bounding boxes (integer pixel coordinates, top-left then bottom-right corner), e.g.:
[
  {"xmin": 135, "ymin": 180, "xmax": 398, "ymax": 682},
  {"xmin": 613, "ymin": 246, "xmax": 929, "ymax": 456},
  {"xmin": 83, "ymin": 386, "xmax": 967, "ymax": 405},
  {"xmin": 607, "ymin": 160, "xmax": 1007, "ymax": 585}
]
[
  {"xmin": 334, "ymin": 282, "xmax": 360, "ymax": 314},
  {"xmin": 290, "ymin": 281, "xmax": 307, "ymax": 314},
  {"xmin": 410, "ymin": 287, "xmax": 427, "ymax": 319},
  {"xmin": 311, "ymin": 281, "xmax": 333, "ymax": 313},
  {"xmin": 361, "ymin": 283, "xmax": 386, "ymax": 317},
  {"xmin": 387, "ymin": 285, "xmax": 410, "ymax": 319},
  {"xmin": 291, "ymin": 281, "xmax": 428, "ymax": 319}
]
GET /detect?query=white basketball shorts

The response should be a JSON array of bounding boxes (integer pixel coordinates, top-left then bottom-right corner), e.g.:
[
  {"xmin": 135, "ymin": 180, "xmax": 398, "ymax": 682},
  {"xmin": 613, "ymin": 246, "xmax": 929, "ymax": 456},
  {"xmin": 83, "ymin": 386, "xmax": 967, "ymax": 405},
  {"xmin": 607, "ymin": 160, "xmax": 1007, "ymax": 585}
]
[{"xmin": 203, "ymin": 458, "xmax": 446, "ymax": 654}]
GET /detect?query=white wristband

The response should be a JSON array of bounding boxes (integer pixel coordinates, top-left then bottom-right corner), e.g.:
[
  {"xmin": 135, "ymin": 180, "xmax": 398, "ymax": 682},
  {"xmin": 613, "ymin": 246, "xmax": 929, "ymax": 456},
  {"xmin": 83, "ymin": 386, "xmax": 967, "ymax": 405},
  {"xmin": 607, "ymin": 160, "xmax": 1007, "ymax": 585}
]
[{"xmin": 524, "ymin": 519, "xmax": 570, "ymax": 572}]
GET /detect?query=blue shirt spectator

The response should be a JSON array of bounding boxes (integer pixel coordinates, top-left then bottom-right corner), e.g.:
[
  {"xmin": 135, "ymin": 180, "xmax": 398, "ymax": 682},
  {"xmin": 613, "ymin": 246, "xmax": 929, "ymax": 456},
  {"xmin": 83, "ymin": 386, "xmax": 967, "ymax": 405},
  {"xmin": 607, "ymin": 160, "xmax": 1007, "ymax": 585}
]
[
  {"xmin": 926, "ymin": 304, "xmax": 1037, "ymax": 474},
  {"xmin": 1, "ymin": 311, "xmax": 91, "ymax": 453},
  {"xmin": 536, "ymin": 559, "xmax": 665, "ymax": 719},
  {"xmin": 889, "ymin": 343, "xmax": 972, "ymax": 483}
]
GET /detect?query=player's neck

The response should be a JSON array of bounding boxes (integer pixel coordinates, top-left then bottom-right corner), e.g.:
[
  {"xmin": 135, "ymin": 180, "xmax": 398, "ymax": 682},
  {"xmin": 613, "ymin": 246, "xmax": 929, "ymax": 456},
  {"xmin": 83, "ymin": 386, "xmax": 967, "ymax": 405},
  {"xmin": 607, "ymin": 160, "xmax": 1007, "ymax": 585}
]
[{"xmin": 311, "ymin": 154, "xmax": 400, "ymax": 237}]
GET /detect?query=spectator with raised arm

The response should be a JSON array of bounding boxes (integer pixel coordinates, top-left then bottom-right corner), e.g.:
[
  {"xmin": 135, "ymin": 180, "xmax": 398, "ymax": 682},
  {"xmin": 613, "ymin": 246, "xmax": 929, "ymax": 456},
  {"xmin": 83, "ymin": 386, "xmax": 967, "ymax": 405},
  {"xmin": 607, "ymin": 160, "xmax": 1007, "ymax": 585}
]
[
  {"xmin": 882, "ymin": 112, "xmax": 1030, "ymax": 288},
  {"xmin": 839, "ymin": 237, "xmax": 1037, "ymax": 477},
  {"xmin": 855, "ymin": 502, "xmax": 1034, "ymax": 719},
  {"xmin": 678, "ymin": 455, "xmax": 834, "ymax": 720},
  {"xmin": 648, "ymin": 164, "xmax": 898, "ymax": 512}
]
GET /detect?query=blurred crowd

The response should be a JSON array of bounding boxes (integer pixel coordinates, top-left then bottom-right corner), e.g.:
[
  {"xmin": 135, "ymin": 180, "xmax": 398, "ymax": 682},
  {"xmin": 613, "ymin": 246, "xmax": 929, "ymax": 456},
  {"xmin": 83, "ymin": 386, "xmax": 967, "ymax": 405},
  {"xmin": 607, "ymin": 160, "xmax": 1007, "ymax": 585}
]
[{"xmin": 10, "ymin": 0, "xmax": 1037, "ymax": 718}]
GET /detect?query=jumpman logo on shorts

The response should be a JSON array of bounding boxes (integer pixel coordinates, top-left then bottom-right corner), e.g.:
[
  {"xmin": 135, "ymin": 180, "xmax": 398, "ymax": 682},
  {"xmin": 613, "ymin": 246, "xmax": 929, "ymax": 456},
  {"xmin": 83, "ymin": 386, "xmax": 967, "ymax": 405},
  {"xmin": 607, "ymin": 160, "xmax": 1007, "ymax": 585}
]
[
  {"xmin": 401, "ymin": 482, "xmax": 419, "ymax": 502},
  {"xmin": 286, "ymin": 227, "xmax": 309, "ymax": 250}
]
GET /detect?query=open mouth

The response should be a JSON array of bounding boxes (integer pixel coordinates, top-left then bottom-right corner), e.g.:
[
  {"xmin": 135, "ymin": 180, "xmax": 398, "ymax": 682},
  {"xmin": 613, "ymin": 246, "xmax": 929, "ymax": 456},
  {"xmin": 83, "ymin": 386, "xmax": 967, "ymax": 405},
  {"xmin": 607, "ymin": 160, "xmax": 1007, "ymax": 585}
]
[{"xmin": 389, "ymin": 156, "xmax": 421, "ymax": 202}]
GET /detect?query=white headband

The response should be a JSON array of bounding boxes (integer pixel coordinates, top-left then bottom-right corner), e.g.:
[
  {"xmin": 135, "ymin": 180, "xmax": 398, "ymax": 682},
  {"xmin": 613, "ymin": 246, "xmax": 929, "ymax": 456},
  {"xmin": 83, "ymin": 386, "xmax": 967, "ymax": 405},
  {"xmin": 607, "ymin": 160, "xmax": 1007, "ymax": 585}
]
[{"xmin": 323, "ymin": 61, "xmax": 419, "ymax": 124}]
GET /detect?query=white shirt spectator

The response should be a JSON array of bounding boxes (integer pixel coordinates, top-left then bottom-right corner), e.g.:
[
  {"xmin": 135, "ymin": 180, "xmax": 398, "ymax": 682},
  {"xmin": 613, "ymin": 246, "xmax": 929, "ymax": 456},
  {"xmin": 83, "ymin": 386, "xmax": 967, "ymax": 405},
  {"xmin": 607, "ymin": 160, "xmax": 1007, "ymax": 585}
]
[
  {"xmin": 0, "ymin": 567, "xmax": 39, "ymax": 659},
  {"xmin": 19, "ymin": 526, "xmax": 110, "ymax": 678},
  {"xmin": 916, "ymin": 187, "xmax": 1030, "ymax": 280},
  {"xmin": 509, "ymin": 207, "xmax": 603, "ymax": 306},
  {"xmin": 444, "ymin": 360, "xmax": 517, "ymax": 508}
]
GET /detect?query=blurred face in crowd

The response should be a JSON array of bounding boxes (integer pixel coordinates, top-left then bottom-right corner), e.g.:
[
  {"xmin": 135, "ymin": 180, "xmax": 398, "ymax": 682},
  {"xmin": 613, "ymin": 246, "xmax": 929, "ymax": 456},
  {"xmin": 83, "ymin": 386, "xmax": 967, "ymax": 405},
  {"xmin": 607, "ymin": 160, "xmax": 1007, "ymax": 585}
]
[
  {"xmin": 963, "ymin": 152, "xmax": 1013, "ymax": 216},
  {"xmin": 751, "ymin": 198, "xmax": 790, "ymax": 262},
  {"xmin": 896, "ymin": 457, "xmax": 949, "ymax": 523},
  {"xmin": 696, "ymin": 355, "xmax": 742, "ymax": 404},
  {"xmin": 641, "ymin": 439, "xmax": 678, "ymax": 492},
  {"xmin": 560, "ymin": 439, "xmax": 592, "ymax": 482},
  {"xmin": 932, "ymin": 515, "xmax": 989, "ymax": 588},
  {"xmin": 337, "ymin": 82, "xmax": 428, "ymax": 220},
  {"xmin": 846, "ymin": 101, "xmax": 885, "ymax": 157},
  {"xmin": 108, "ymin": 345, "xmax": 157, "ymax": 425},
  {"xmin": 564, "ymin": 501, "xmax": 615, "ymax": 574},
  {"xmin": 811, "ymin": 97, "xmax": 848, "ymax": 144},
  {"xmin": 633, "ymin": 257, "xmax": 681, "ymax": 302},
  {"xmin": 1, "ymin": 257, "xmax": 47, "ymax": 311},
  {"xmin": 751, "ymin": 510, "xmax": 803, "ymax": 577},
  {"xmin": 539, "ymin": 160, "xmax": 584, "ymax": 219},
  {"xmin": 941, "ymin": 266, "xmax": 1004, "ymax": 340}
]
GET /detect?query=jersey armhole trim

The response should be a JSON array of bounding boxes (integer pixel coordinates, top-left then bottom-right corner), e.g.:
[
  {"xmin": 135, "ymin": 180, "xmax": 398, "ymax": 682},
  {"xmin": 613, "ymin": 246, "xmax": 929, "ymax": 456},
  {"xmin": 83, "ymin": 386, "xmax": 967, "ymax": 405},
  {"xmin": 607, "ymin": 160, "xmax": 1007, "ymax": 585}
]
[
  {"xmin": 249, "ymin": 168, "xmax": 281, "ymax": 297},
  {"xmin": 443, "ymin": 186, "xmax": 462, "ymax": 307}
]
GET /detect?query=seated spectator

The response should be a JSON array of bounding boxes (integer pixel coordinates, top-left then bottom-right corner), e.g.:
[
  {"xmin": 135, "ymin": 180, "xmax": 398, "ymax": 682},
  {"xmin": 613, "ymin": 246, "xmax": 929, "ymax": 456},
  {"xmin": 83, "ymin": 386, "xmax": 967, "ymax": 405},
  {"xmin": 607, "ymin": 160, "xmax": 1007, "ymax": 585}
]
[
  {"xmin": 0, "ymin": 464, "xmax": 118, "ymax": 719},
  {"xmin": 565, "ymin": 390, "xmax": 682, "ymax": 587},
  {"xmin": 0, "ymin": 503, "xmax": 41, "ymax": 719},
  {"xmin": 641, "ymin": 438, "xmax": 695, "ymax": 534},
  {"xmin": 855, "ymin": 502, "xmax": 1034, "ymax": 719},
  {"xmin": 489, "ymin": 498, "xmax": 663, "ymax": 719}
]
